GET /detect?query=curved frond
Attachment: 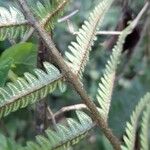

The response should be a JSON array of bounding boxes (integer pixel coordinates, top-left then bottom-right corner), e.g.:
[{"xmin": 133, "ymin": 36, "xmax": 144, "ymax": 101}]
[
  {"xmin": 65, "ymin": 0, "xmax": 113, "ymax": 77},
  {"xmin": 0, "ymin": 5, "xmax": 29, "ymax": 41},
  {"xmin": 140, "ymin": 105, "xmax": 150, "ymax": 150},
  {"xmin": 21, "ymin": 111, "xmax": 94, "ymax": 150},
  {"xmin": 28, "ymin": 0, "xmax": 69, "ymax": 30},
  {"xmin": 96, "ymin": 23, "xmax": 136, "ymax": 121},
  {"xmin": 121, "ymin": 92, "xmax": 150, "ymax": 150},
  {"xmin": 0, "ymin": 62, "xmax": 63, "ymax": 118}
]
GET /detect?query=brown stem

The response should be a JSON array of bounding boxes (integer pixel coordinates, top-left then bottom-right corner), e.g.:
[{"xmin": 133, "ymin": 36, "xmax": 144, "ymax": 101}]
[
  {"xmin": 18, "ymin": 0, "xmax": 121, "ymax": 149},
  {"xmin": 47, "ymin": 106, "xmax": 57, "ymax": 130},
  {"xmin": 52, "ymin": 104, "xmax": 88, "ymax": 119}
]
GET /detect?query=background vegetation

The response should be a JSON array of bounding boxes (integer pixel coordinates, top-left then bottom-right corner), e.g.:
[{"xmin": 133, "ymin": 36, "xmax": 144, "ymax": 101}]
[{"xmin": 0, "ymin": 0, "xmax": 149, "ymax": 149}]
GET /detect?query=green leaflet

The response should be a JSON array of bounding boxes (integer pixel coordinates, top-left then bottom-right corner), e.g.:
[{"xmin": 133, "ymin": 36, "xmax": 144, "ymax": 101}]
[
  {"xmin": 20, "ymin": 111, "xmax": 94, "ymax": 150},
  {"xmin": 0, "ymin": 62, "xmax": 62, "ymax": 118},
  {"xmin": 65, "ymin": 0, "xmax": 113, "ymax": 77},
  {"xmin": 121, "ymin": 93, "xmax": 150, "ymax": 150},
  {"xmin": 96, "ymin": 24, "xmax": 133, "ymax": 121}
]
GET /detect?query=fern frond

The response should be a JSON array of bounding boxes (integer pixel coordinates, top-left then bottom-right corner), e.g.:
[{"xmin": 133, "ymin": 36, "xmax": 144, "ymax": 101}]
[
  {"xmin": 0, "ymin": 5, "xmax": 29, "ymax": 41},
  {"xmin": 22, "ymin": 111, "xmax": 94, "ymax": 150},
  {"xmin": 140, "ymin": 105, "xmax": 150, "ymax": 150},
  {"xmin": 96, "ymin": 23, "xmax": 137, "ymax": 121},
  {"xmin": 121, "ymin": 92, "xmax": 150, "ymax": 150},
  {"xmin": 0, "ymin": 62, "xmax": 63, "ymax": 118},
  {"xmin": 65, "ymin": 0, "xmax": 113, "ymax": 77},
  {"xmin": 28, "ymin": 0, "xmax": 69, "ymax": 30}
]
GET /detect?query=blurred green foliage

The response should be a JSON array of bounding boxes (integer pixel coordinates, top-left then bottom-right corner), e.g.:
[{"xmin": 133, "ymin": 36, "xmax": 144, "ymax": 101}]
[{"xmin": 0, "ymin": 0, "xmax": 149, "ymax": 149}]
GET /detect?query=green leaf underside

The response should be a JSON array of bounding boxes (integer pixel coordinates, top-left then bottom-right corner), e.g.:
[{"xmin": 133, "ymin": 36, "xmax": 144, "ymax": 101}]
[
  {"xmin": 65, "ymin": 0, "xmax": 113, "ymax": 77},
  {"xmin": 140, "ymin": 105, "xmax": 150, "ymax": 150},
  {"xmin": 19, "ymin": 111, "xmax": 94, "ymax": 150},
  {"xmin": 121, "ymin": 93, "xmax": 150, "ymax": 150},
  {"xmin": 0, "ymin": 62, "xmax": 63, "ymax": 118},
  {"xmin": 96, "ymin": 19, "xmax": 136, "ymax": 121}
]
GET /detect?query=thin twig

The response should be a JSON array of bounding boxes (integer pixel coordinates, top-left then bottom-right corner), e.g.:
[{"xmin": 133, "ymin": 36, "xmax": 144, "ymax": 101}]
[
  {"xmin": 70, "ymin": 30, "xmax": 122, "ymax": 35},
  {"xmin": 117, "ymin": 2, "xmax": 150, "ymax": 80},
  {"xmin": 133, "ymin": 5, "xmax": 150, "ymax": 56},
  {"xmin": 96, "ymin": 31, "xmax": 122, "ymax": 35},
  {"xmin": 67, "ymin": 19, "xmax": 122, "ymax": 35},
  {"xmin": 47, "ymin": 106, "xmax": 57, "ymax": 130},
  {"xmin": 131, "ymin": 2, "xmax": 149, "ymax": 28},
  {"xmin": 58, "ymin": 9, "xmax": 79, "ymax": 23},
  {"xmin": 53, "ymin": 104, "xmax": 88, "ymax": 119}
]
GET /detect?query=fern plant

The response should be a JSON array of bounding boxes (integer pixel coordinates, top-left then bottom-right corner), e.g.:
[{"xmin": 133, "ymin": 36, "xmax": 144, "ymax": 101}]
[
  {"xmin": 0, "ymin": 0, "xmax": 149, "ymax": 150},
  {"xmin": 20, "ymin": 111, "xmax": 94, "ymax": 150}
]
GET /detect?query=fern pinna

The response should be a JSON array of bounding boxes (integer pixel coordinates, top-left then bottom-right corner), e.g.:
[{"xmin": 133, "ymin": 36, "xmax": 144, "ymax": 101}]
[
  {"xmin": 20, "ymin": 111, "xmax": 94, "ymax": 150},
  {"xmin": 0, "ymin": 0, "xmax": 69, "ymax": 41},
  {"xmin": 96, "ymin": 21, "xmax": 135, "ymax": 121},
  {"xmin": 140, "ymin": 105, "xmax": 150, "ymax": 150},
  {"xmin": 0, "ymin": 62, "xmax": 62, "ymax": 118},
  {"xmin": 121, "ymin": 93, "xmax": 150, "ymax": 150},
  {"xmin": 0, "ymin": 5, "xmax": 29, "ymax": 41},
  {"xmin": 65, "ymin": 0, "xmax": 113, "ymax": 77}
]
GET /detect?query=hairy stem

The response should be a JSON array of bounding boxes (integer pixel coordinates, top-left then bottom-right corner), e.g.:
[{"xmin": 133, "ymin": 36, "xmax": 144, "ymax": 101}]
[{"xmin": 18, "ymin": 0, "xmax": 121, "ymax": 149}]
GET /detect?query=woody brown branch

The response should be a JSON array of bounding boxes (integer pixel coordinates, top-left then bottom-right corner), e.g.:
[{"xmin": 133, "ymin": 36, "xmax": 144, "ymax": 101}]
[{"xmin": 18, "ymin": 0, "xmax": 121, "ymax": 149}]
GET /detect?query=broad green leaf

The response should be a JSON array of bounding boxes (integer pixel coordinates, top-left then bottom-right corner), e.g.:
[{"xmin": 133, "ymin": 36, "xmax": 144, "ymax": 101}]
[
  {"xmin": 0, "ymin": 59, "xmax": 12, "ymax": 87},
  {"xmin": 0, "ymin": 42, "xmax": 38, "ymax": 74}
]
